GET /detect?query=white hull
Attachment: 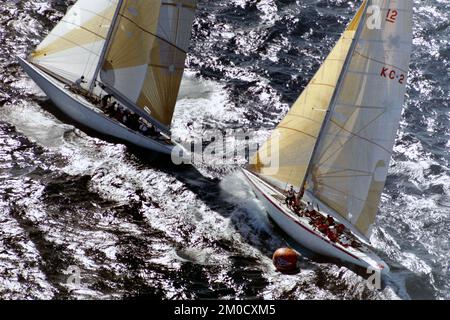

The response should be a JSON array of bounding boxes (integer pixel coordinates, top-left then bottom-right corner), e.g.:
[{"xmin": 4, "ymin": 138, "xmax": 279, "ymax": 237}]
[
  {"xmin": 242, "ymin": 169, "xmax": 389, "ymax": 274},
  {"xmin": 19, "ymin": 57, "xmax": 174, "ymax": 155}
]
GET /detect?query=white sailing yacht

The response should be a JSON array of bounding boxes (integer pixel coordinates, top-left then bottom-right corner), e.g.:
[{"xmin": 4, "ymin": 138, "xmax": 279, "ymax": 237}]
[
  {"xmin": 243, "ymin": 0, "xmax": 413, "ymax": 273},
  {"xmin": 19, "ymin": 0, "xmax": 197, "ymax": 155}
]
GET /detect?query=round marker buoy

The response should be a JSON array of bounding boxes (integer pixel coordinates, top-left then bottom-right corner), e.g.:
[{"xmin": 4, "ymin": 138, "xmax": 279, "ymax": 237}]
[{"xmin": 272, "ymin": 248, "xmax": 299, "ymax": 274}]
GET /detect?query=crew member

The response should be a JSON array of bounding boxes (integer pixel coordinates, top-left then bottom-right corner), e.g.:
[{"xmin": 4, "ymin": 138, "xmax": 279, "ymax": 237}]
[
  {"xmin": 306, "ymin": 202, "xmax": 314, "ymax": 214},
  {"xmin": 139, "ymin": 120, "xmax": 149, "ymax": 136},
  {"xmin": 74, "ymin": 76, "xmax": 86, "ymax": 90},
  {"xmin": 105, "ymin": 101, "xmax": 117, "ymax": 115},
  {"xmin": 325, "ymin": 215, "xmax": 335, "ymax": 226},
  {"xmin": 100, "ymin": 94, "xmax": 112, "ymax": 109},
  {"xmin": 148, "ymin": 124, "xmax": 158, "ymax": 136},
  {"xmin": 285, "ymin": 186, "xmax": 295, "ymax": 207}
]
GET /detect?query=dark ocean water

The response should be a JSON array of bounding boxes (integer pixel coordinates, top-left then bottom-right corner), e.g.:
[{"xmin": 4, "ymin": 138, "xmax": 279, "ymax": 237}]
[{"xmin": 0, "ymin": 0, "xmax": 448, "ymax": 300}]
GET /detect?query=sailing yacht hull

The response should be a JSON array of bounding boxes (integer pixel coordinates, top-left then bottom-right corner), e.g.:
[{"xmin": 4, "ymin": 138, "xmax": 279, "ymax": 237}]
[
  {"xmin": 18, "ymin": 57, "xmax": 174, "ymax": 155},
  {"xmin": 241, "ymin": 169, "xmax": 389, "ymax": 274}
]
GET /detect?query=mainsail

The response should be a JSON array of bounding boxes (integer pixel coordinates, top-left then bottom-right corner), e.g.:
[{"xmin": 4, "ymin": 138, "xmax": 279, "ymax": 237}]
[
  {"xmin": 30, "ymin": 0, "xmax": 119, "ymax": 86},
  {"xmin": 100, "ymin": 0, "xmax": 198, "ymax": 127},
  {"xmin": 306, "ymin": 0, "xmax": 413, "ymax": 236},
  {"xmin": 249, "ymin": 0, "xmax": 413, "ymax": 238}
]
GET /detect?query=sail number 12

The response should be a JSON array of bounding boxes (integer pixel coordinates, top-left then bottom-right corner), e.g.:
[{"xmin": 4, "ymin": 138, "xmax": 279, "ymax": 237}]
[
  {"xmin": 380, "ymin": 67, "xmax": 405, "ymax": 85},
  {"xmin": 386, "ymin": 9, "xmax": 398, "ymax": 23}
]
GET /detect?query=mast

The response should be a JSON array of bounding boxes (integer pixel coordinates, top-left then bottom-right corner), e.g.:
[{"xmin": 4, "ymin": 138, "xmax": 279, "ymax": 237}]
[
  {"xmin": 88, "ymin": 0, "xmax": 124, "ymax": 93},
  {"xmin": 298, "ymin": 0, "xmax": 369, "ymax": 198}
]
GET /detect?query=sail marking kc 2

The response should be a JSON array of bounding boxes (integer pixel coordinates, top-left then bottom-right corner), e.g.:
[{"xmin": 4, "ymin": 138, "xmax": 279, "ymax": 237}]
[{"xmin": 306, "ymin": 0, "xmax": 413, "ymax": 236}]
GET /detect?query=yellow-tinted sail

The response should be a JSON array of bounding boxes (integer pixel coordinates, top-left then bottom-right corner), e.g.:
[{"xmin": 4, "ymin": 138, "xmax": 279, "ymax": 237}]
[
  {"xmin": 249, "ymin": 2, "xmax": 367, "ymax": 190},
  {"xmin": 306, "ymin": 0, "xmax": 413, "ymax": 236},
  {"xmin": 30, "ymin": 0, "xmax": 119, "ymax": 86},
  {"xmin": 100, "ymin": 0, "xmax": 197, "ymax": 126}
]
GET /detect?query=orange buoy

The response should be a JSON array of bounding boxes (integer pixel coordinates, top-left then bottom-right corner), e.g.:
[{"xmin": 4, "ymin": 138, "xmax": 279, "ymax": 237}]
[{"xmin": 272, "ymin": 248, "xmax": 299, "ymax": 273}]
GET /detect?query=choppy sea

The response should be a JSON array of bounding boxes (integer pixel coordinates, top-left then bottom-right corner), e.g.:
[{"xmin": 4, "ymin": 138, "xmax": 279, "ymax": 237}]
[{"xmin": 0, "ymin": 0, "xmax": 448, "ymax": 299}]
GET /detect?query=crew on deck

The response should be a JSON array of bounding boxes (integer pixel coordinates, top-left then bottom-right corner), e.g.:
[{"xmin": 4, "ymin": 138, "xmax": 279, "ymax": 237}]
[
  {"xmin": 98, "ymin": 94, "xmax": 161, "ymax": 139},
  {"xmin": 285, "ymin": 186, "xmax": 295, "ymax": 207},
  {"xmin": 74, "ymin": 76, "xmax": 86, "ymax": 90},
  {"xmin": 139, "ymin": 120, "xmax": 150, "ymax": 136},
  {"xmin": 284, "ymin": 189, "xmax": 362, "ymax": 249},
  {"xmin": 306, "ymin": 202, "xmax": 314, "ymax": 214},
  {"xmin": 100, "ymin": 94, "xmax": 112, "ymax": 109},
  {"xmin": 67, "ymin": 81, "xmax": 162, "ymax": 139}
]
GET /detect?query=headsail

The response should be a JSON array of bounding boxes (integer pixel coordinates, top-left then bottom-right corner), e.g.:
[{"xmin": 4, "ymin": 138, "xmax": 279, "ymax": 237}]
[
  {"xmin": 30, "ymin": 0, "xmax": 119, "ymax": 86},
  {"xmin": 249, "ymin": 1, "xmax": 368, "ymax": 190},
  {"xmin": 99, "ymin": 0, "xmax": 198, "ymax": 127},
  {"xmin": 306, "ymin": 0, "xmax": 413, "ymax": 236}
]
